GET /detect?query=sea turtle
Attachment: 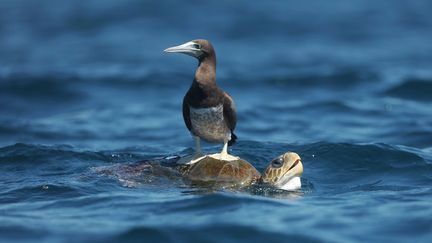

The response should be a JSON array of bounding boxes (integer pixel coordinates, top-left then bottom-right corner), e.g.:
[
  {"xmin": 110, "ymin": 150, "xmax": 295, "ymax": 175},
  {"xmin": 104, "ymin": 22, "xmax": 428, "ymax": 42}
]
[
  {"xmin": 95, "ymin": 152, "xmax": 303, "ymax": 191},
  {"xmin": 177, "ymin": 152, "xmax": 303, "ymax": 191}
]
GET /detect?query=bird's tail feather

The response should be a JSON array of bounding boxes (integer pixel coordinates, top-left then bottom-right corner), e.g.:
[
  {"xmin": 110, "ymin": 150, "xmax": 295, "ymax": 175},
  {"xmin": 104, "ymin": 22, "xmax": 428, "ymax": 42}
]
[{"xmin": 228, "ymin": 132, "xmax": 237, "ymax": 146}]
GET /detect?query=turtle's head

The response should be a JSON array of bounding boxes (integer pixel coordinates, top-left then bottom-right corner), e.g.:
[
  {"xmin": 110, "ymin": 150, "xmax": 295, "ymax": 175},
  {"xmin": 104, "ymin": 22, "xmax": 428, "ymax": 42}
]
[{"xmin": 261, "ymin": 152, "xmax": 303, "ymax": 191}]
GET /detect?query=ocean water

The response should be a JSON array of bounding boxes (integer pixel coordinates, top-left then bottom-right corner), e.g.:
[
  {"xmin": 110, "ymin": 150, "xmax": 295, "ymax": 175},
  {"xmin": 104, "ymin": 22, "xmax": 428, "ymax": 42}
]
[{"xmin": 1, "ymin": 0, "xmax": 432, "ymax": 242}]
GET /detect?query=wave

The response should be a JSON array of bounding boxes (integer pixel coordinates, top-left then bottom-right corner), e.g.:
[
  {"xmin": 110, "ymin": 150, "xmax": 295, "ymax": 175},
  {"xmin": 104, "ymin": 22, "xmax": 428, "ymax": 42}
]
[
  {"xmin": 0, "ymin": 184, "xmax": 85, "ymax": 204},
  {"xmin": 259, "ymin": 69, "xmax": 378, "ymax": 88},
  {"xmin": 110, "ymin": 223, "xmax": 321, "ymax": 243},
  {"xmin": 292, "ymin": 142, "xmax": 432, "ymax": 194},
  {"xmin": 0, "ymin": 74, "xmax": 84, "ymax": 103},
  {"xmin": 0, "ymin": 225, "xmax": 48, "ymax": 242},
  {"xmin": 0, "ymin": 143, "xmax": 104, "ymax": 165},
  {"xmin": 0, "ymin": 143, "xmax": 169, "ymax": 165},
  {"xmin": 1, "ymin": 142, "xmax": 431, "ymax": 198},
  {"xmin": 384, "ymin": 78, "xmax": 432, "ymax": 102},
  {"xmin": 1, "ymin": 141, "xmax": 431, "ymax": 243},
  {"xmin": 0, "ymin": 65, "xmax": 379, "ymax": 91},
  {"xmin": 231, "ymin": 141, "xmax": 432, "ymax": 194}
]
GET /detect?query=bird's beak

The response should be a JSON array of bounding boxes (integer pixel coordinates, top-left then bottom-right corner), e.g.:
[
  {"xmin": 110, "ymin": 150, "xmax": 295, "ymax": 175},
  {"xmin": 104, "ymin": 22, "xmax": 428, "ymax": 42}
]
[{"xmin": 164, "ymin": 41, "xmax": 202, "ymax": 58}]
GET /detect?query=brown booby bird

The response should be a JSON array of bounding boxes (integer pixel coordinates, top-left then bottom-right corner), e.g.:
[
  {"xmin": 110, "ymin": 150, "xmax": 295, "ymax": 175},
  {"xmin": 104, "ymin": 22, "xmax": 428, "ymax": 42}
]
[{"xmin": 164, "ymin": 39, "xmax": 238, "ymax": 163}]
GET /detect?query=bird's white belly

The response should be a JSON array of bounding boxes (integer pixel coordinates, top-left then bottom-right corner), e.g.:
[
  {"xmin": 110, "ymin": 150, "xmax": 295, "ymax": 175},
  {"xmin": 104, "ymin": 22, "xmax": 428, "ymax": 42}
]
[{"xmin": 189, "ymin": 105, "xmax": 230, "ymax": 143}]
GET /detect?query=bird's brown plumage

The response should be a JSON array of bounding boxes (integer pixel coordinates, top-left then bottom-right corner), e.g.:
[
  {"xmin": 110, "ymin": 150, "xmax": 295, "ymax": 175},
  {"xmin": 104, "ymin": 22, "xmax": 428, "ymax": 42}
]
[{"xmin": 182, "ymin": 39, "xmax": 237, "ymax": 145}]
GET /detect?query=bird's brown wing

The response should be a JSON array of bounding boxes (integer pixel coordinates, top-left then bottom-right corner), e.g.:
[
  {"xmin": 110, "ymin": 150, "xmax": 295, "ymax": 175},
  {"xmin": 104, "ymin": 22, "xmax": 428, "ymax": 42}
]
[
  {"xmin": 182, "ymin": 95, "xmax": 192, "ymax": 131},
  {"xmin": 223, "ymin": 92, "xmax": 237, "ymax": 132}
]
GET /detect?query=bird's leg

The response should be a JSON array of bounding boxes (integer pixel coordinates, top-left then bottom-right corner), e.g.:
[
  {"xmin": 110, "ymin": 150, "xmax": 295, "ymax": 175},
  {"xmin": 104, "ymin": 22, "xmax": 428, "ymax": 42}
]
[
  {"xmin": 219, "ymin": 140, "xmax": 229, "ymax": 160},
  {"xmin": 177, "ymin": 136, "xmax": 203, "ymax": 164},
  {"xmin": 211, "ymin": 139, "xmax": 239, "ymax": 161},
  {"xmin": 193, "ymin": 136, "xmax": 202, "ymax": 158}
]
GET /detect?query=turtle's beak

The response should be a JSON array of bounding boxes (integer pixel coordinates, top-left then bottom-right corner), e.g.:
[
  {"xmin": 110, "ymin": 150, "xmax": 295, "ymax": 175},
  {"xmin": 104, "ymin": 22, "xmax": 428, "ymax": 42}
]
[
  {"xmin": 164, "ymin": 41, "xmax": 203, "ymax": 58},
  {"xmin": 279, "ymin": 158, "xmax": 303, "ymax": 183}
]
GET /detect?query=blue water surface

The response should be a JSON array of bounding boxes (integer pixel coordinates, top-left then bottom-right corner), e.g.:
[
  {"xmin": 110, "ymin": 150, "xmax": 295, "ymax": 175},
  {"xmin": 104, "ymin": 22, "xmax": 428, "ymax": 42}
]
[{"xmin": 1, "ymin": 0, "xmax": 432, "ymax": 242}]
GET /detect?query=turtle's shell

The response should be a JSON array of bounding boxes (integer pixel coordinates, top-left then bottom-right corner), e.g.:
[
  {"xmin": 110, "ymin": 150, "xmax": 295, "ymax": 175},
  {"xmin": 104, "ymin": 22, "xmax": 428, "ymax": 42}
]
[{"xmin": 181, "ymin": 156, "xmax": 261, "ymax": 186}]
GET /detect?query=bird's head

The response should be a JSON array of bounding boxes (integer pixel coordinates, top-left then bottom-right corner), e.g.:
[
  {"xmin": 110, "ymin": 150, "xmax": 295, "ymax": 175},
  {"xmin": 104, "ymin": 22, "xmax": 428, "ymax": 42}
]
[{"xmin": 164, "ymin": 39, "xmax": 214, "ymax": 61}]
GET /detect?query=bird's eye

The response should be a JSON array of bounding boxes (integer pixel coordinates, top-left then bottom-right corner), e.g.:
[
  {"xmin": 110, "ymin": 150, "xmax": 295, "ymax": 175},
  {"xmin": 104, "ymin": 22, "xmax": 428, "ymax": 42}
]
[
  {"xmin": 271, "ymin": 157, "xmax": 283, "ymax": 168},
  {"xmin": 193, "ymin": 44, "xmax": 201, "ymax": 49}
]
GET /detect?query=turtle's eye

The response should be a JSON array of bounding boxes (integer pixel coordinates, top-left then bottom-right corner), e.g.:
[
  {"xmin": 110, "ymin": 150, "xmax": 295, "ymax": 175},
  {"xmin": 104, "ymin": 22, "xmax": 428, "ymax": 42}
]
[
  {"xmin": 193, "ymin": 43, "xmax": 201, "ymax": 49},
  {"xmin": 271, "ymin": 157, "xmax": 283, "ymax": 168}
]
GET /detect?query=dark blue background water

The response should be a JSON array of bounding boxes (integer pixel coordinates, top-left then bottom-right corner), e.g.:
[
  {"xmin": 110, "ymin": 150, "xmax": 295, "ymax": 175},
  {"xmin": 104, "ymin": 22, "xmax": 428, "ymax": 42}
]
[{"xmin": 1, "ymin": 0, "xmax": 432, "ymax": 242}]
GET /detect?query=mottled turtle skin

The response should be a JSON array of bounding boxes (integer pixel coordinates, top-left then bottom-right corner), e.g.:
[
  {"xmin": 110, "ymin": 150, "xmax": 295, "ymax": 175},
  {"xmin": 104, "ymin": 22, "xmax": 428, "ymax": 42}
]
[
  {"xmin": 261, "ymin": 152, "xmax": 303, "ymax": 185},
  {"xmin": 178, "ymin": 152, "xmax": 303, "ymax": 189}
]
